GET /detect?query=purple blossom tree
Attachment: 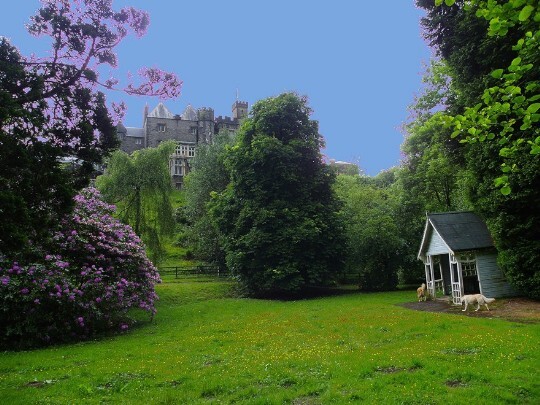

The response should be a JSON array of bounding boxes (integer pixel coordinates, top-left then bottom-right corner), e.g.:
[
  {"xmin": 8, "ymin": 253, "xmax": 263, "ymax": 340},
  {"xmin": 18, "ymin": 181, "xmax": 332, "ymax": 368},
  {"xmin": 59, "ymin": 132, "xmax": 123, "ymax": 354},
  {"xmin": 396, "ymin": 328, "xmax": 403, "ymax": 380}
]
[{"xmin": 0, "ymin": 0, "xmax": 182, "ymax": 256}]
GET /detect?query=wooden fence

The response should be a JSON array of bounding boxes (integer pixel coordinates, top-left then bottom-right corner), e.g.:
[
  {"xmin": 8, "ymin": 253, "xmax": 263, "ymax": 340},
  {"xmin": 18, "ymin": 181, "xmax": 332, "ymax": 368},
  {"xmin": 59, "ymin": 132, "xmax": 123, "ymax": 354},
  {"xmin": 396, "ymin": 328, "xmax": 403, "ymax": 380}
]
[{"xmin": 158, "ymin": 265, "xmax": 229, "ymax": 279}]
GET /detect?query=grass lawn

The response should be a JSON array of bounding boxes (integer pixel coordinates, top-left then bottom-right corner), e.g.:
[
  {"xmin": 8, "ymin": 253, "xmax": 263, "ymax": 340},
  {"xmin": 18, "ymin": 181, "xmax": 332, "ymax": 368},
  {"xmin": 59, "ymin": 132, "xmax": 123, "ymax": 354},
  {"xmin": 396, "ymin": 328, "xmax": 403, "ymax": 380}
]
[{"xmin": 1, "ymin": 279, "xmax": 538, "ymax": 404}]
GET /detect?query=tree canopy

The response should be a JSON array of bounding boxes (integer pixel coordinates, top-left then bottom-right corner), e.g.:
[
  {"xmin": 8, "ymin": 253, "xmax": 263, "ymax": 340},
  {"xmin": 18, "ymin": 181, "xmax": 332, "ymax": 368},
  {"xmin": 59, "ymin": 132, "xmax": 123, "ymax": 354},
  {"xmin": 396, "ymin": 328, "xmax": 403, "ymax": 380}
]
[{"xmin": 182, "ymin": 131, "xmax": 236, "ymax": 267}]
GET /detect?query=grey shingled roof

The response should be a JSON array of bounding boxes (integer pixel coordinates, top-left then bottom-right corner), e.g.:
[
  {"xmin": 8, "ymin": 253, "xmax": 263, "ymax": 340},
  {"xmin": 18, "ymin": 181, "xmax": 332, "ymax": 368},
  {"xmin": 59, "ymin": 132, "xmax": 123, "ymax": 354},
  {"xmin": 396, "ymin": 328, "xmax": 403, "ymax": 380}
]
[
  {"xmin": 428, "ymin": 211, "xmax": 494, "ymax": 252},
  {"xmin": 125, "ymin": 127, "xmax": 144, "ymax": 137}
]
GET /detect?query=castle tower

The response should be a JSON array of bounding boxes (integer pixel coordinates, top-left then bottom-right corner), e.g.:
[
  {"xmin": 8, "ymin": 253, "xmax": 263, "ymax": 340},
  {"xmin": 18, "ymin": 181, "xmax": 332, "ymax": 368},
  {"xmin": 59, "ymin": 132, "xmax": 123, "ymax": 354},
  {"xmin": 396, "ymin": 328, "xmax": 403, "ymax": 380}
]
[
  {"xmin": 197, "ymin": 107, "xmax": 215, "ymax": 144},
  {"xmin": 232, "ymin": 100, "xmax": 248, "ymax": 120}
]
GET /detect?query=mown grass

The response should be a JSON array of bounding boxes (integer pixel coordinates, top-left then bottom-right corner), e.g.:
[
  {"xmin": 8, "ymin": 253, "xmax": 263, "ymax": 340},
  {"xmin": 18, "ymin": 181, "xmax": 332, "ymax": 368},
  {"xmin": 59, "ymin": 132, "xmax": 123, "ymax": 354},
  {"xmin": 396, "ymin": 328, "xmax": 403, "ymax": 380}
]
[{"xmin": 1, "ymin": 279, "xmax": 538, "ymax": 404}]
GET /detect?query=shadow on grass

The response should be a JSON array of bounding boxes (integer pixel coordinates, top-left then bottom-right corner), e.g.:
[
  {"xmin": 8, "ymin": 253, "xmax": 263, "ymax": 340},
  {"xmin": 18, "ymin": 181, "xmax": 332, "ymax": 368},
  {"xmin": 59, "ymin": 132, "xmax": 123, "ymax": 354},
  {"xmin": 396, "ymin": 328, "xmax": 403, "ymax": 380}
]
[{"xmin": 250, "ymin": 285, "xmax": 365, "ymax": 301}]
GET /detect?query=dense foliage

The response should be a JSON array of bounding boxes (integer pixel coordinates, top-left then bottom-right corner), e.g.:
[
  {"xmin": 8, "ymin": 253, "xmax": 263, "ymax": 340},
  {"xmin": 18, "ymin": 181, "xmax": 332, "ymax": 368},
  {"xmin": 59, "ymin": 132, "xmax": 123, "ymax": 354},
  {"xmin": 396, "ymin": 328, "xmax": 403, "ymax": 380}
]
[
  {"xmin": 334, "ymin": 175, "xmax": 401, "ymax": 291},
  {"xmin": 96, "ymin": 141, "xmax": 176, "ymax": 265},
  {"xmin": 210, "ymin": 93, "xmax": 346, "ymax": 296},
  {"xmin": 0, "ymin": 188, "xmax": 160, "ymax": 349},
  {"xmin": 182, "ymin": 132, "xmax": 235, "ymax": 267}
]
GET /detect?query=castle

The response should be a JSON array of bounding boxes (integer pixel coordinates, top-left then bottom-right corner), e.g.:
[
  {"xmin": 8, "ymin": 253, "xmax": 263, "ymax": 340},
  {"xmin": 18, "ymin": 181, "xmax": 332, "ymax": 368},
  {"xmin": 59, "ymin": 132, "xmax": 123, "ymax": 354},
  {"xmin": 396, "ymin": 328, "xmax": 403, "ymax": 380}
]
[{"xmin": 117, "ymin": 100, "xmax": 248, "ymax": 188}]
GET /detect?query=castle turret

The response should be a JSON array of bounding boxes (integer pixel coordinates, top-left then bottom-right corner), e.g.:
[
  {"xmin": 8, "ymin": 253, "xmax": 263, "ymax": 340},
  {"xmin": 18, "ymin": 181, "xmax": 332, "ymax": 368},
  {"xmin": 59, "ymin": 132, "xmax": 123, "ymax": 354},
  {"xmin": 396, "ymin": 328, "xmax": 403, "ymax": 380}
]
[{"xmin": 232, "ymin": 100, "xmax": 248, "ymax": 120}]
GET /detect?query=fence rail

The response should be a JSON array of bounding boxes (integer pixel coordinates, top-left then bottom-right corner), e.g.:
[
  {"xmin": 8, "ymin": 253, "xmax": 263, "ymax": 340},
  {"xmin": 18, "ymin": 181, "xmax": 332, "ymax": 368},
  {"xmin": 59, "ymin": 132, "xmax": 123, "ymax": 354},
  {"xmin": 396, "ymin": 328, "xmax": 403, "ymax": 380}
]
[{"xmin": 158, "ymin": 265, "xmax": 229, "ymax": 279}]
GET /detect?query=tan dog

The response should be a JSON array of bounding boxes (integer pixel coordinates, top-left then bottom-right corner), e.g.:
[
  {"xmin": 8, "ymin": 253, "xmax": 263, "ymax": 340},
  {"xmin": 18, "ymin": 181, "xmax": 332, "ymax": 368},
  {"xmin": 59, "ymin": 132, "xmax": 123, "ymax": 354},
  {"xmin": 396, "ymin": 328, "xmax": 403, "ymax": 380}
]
[
  {"xmin": 417, "ymin": 283, "xmax": 427, "ymax": 302},
  {"xmin": 461, "ymin": 294, "xmax": 495, "ymax": 311}
]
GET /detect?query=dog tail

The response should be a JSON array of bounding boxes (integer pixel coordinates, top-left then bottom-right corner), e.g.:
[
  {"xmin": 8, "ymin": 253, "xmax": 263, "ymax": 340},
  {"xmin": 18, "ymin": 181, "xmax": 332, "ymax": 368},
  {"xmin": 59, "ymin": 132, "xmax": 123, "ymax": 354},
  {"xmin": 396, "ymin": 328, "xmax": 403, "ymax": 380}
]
[{"xmin": 484, "ymin": 297, "xmax": 495, "ymax": 304}]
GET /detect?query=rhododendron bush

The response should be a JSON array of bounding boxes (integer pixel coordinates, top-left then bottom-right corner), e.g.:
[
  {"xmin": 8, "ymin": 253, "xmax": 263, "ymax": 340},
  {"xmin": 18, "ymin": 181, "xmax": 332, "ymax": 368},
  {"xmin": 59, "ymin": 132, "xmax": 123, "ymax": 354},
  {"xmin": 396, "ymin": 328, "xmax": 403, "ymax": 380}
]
[{"xmin": 0, "ymin": 188, "xmax": 160, "ymax": 348}]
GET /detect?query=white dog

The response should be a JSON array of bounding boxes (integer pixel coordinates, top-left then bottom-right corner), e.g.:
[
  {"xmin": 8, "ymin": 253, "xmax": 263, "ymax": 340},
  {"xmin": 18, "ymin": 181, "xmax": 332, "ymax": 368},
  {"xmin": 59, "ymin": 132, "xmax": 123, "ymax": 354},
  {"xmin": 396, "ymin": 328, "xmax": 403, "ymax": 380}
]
[
  {"xmin": 417, "ymin": 283, "xmax": 427, "ymax": 302},
  {"xmin": 461, "ymin": 294, "xmax": 495, "ymax": 311}
]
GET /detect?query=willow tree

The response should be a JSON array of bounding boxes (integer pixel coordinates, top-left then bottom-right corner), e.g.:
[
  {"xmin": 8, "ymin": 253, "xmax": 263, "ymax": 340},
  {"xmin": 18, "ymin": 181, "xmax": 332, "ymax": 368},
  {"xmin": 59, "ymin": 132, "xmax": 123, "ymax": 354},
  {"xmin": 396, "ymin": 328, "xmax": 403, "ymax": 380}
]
[{"xmin": 96, "ymin": 141, "xmax": 175, "ymax": 264}]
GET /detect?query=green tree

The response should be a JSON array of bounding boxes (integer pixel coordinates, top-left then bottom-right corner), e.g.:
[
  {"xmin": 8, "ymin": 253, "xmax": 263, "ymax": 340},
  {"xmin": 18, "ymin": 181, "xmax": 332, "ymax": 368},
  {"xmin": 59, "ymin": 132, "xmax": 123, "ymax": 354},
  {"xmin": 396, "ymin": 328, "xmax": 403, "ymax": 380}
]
[
  {"xmin": 96, "ymin": 141, "xmax": 176, "ymax": 264},
  {"xmin": 423, "ymin": 0, "xmax": 539, "ymax": 193},
  {"xmin": 182, "ymin": 131, "xmax": 235, "ymax": 267},
  {"xmin": 210, "ymin": 93, "xmax": 346, "ymax": 297},
  {"xmin": 334, "ymin": 175, "xmax": 401, "ymax": 291}
]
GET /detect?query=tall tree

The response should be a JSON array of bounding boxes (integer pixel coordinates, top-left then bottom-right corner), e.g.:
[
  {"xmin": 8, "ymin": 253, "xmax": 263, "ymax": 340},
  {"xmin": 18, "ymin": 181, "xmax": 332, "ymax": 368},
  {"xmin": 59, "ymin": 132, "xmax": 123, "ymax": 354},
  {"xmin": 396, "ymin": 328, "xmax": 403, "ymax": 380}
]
[
  {"xmin": 210, "ymin": 93, "xmax": 346, "ymax": 297},
  {"xmin": 0, "ymin": 0, "xmax": 181, "ymax": 258},
  {"xmin": 96, "ymin": 141, "xmax": 176, "ymax": 264}
]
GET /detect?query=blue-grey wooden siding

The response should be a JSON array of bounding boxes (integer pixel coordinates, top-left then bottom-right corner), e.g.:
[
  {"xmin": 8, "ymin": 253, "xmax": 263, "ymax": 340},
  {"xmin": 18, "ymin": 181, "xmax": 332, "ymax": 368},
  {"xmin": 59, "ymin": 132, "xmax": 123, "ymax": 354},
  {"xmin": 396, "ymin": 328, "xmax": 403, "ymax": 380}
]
[
  {"xmin": 426, "ymin": 228, "xmax": 450, "ymax": 256},
  {"xmin": 476, "ymin": 252, "xmax": 516, "ymax": 297}
]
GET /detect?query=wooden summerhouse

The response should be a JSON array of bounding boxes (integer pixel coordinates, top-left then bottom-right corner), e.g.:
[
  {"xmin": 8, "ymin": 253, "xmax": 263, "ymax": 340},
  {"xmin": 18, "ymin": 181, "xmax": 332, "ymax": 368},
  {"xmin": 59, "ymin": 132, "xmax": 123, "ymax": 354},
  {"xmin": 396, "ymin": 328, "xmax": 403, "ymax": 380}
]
[{"xmin": 418, "ymin": 212, "xmax": 515, "ymax": 304}]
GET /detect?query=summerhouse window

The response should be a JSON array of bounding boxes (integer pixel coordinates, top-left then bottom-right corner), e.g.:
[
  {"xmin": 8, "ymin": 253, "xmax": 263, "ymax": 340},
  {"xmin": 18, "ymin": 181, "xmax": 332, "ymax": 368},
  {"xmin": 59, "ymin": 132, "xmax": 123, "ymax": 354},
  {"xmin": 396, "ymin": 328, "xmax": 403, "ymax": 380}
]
[{"xmin": 460, "ymin": 255, "xmax": 478, "ymax": 277}]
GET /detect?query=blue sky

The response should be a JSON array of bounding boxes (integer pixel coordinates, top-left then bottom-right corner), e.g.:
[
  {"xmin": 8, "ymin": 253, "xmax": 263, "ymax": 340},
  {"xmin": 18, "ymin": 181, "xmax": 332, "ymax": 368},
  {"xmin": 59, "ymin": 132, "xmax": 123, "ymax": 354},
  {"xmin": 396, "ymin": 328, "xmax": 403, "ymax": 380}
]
[{"xmin": 1, "ymin": 1, "xmax": 432, "ymax": 175}]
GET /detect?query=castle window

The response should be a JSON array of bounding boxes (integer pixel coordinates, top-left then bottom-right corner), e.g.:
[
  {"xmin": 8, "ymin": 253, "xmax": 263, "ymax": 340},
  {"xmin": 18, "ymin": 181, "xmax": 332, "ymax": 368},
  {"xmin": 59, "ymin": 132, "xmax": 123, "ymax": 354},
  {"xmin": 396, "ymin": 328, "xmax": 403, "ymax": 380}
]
[
  {"xmin": 175, "ymin": 143, "xmax": 195, "ymax": 157},
  {"xmin": 190, "ymin": 127, "xmax": 197, "ymax": 135},
  {"xmin": 172, "ymin": 158, "xmax": 185, "ymax": 176},
  {"xmin": 157, "ymin": 123, "xmax": 166, "ymax": 132},
  {"xmin": 135, "ymin": 139, "xmax": 142, "ymax": 145}
]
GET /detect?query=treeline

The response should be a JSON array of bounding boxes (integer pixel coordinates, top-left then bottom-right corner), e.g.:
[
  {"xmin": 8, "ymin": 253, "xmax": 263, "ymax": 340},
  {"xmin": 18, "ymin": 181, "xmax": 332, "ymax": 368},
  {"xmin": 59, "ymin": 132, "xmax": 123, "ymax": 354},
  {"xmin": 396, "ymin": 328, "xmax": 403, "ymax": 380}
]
[{"xmin": 176, "ymin": 93, "xmax": 422, "ymax": 296}]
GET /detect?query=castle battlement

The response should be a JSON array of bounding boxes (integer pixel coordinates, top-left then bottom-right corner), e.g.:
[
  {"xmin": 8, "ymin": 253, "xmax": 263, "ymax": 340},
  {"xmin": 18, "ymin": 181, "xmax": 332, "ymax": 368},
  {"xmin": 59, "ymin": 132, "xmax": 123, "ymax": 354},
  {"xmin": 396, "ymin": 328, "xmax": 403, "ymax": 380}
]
[
  {"xmin": 232, "ymin": 100, "xmax": 248, "ymax": 108},
  {"xmin": 197, "ymin": 107, "xmax": 214, "ymax": 121},
  {"xmin": 215, "ymin": 116, "xmax": 236, "ymax": 123}
]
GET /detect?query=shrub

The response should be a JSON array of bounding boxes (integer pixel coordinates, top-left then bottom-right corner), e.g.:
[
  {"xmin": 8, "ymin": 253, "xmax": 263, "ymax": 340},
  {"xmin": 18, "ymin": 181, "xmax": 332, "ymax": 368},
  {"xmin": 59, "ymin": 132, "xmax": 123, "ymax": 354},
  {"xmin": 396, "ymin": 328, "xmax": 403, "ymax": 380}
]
[{"xmin": 0, "ymin": 188, "xmax": 160, "ymax": 348}]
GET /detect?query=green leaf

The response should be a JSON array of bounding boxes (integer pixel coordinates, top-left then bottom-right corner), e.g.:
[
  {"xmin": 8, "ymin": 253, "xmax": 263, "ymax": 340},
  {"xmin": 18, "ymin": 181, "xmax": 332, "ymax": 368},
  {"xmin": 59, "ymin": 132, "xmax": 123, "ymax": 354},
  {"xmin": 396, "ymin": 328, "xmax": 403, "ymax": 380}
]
[
  {"xmin": 444, "ymin": 0, "xmax": 456, "ymax": 6},
  {"xmin": 435, "ymin": 0, "xmax": 443, "ymax": 6},
  {"xmin": 511, "ymin": 57, "xmax": 522, "ymax": 66},
  {"xmin": 501, "ymin": 185, "xmax": 512, "ymax": 195},
  {"xmin": 526, "ymin": 103, "xmax": 540, "ymax": 114},
  {"xmin": 491, "ymin": 69, "xmax": 504, "ymax": 79},
  {"xmin": 519, "ymin": 5, "xmax": 534, "ymax": 21},
  {"xmin": 494, "ymin": 175, "xmax": 509, "ymax": 187}
]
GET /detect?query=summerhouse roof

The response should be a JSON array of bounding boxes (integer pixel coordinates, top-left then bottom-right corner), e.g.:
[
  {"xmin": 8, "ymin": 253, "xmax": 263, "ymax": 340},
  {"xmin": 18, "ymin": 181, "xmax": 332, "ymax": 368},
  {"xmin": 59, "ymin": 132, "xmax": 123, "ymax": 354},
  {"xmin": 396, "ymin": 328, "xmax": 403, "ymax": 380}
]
[{"xmin": 418, "ymin": 211, "xmax": 495, "ymax": 258}]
